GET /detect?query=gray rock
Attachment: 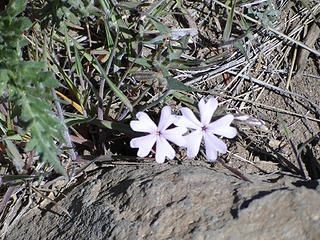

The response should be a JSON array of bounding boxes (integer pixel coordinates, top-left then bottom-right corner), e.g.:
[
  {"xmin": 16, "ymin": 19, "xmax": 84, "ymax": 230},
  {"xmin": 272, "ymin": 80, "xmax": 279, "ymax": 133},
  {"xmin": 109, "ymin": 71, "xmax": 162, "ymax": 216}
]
[{"xmin": 5, "ymin": 165, "xmax": 320, "ymax": 240}]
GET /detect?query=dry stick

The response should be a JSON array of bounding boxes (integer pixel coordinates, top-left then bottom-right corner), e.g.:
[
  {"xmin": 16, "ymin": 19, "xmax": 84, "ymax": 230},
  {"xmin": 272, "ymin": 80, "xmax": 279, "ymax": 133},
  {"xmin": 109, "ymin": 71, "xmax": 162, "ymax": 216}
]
[
  {"xmin": 253, "ymin": 15, "xmax": 308, "ymax": 107},
  {"xmin": 51, "ymin": 89, "xmax": 77, "ymax": 161},
  {"xmin": 288, "ymin": 138, "xmax": 307, "ymax": 179},
  {"xmin": 211, "ymin": 0, "xmax": 320, "ymax": 57},
  {"xmin": 255, "ymin": 43, "xmax": 291, "ymax": 105},
  {"xmin": 280, "ymin": 10, "xmax": 316, "ymax": 89},
  {"xmin": 212, "ymin": 91, "xmax": 320, "ymax": 123},
  {"xmin": 286, "ymin": 40, "xmax": 299, "ymax": 90},
  {"xmin": 226, "ymin": 98, "xmax": 304, "ymax": 176},
  {"xmin": 185, "ymin": 56, "xmax": 246, "ymax": 86},
  {"xmin": 226, "ymin": 70, "xmax": 320, "ymax": 112},
  {"xmin": 31, "ymin": 186, "xmax": 71, "ymax": 218},
  {"xmin": 285, "ymin": 95, "xmax": 317, "ymax": 179},
  {"xmin": 8, "ymin": 194, "xmax": 32, "ymax": 229},
  {"xmin": 0, "ymin": 186, "xmax": 16, "ymax": 216},
  {"xmin": 260, "ymin": 70, "xmax": 320, "ymax": 80},
  {"xmin": 262, "ymin": 136, "xmax": 304, "ymax": 176},
  {"xmin": 0, "ymin": 189, "xmax": 27, "ymax": 238},
  {"xmin": 217, "ymin": 158, "xmax": 253, "ymax": 183},
  {"xmin": 224, "ymin": 95, "xmax": 305, "ymax": 176},
  {"xmin": 229, "ymin": 151, "xmax": 270, "ymax": 174},
  {"xmin": 239, "ymin": 0, "xmax": 270, "ymax": 7},
  {"xmin": 295, "ymin": 19, "xmax": 320, "ymax": 77}
]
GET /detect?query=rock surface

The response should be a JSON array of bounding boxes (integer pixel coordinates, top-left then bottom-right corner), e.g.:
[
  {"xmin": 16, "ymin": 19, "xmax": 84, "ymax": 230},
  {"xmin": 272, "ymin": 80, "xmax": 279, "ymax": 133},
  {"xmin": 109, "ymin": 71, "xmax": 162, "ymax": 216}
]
[{"xmin": 5, "ymin": 164, "xmax": 320, "ymax": 240}]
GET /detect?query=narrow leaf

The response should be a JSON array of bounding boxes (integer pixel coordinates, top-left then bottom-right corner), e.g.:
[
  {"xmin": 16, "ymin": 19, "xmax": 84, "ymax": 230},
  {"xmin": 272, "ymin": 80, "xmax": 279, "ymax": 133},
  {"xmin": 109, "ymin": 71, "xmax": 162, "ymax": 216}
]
[
  {"xmin": 234, "ymin": 41, "xmax": 249, "ymax": 61},
  {"xmin": 55, "ymin": 90, "xmax": 83, "ymax": 114},
  {"xmin": 222, "ymin": 0, "xmax": 235, "ymax": 41},
  {"xmin": 4, "ymin": 139, "xmax": 24, "ymax": 172},
  {"xmin": 167, "ymin": 77, "xmax": 197, "ymax": 92},
  {"xmin": 277, "ymin": 113, "xmax": 290, "ymax": 138},
  {"xmin": 150, "ymin": 18, "xmax": 171, "ymax": 35},
  {"xmin": 63, "ymin": 20, "xmax": 72, "ymax": 62},
  {"xmin": 93, "ymin": 57, "xmax": 133, "ymax": 112}
]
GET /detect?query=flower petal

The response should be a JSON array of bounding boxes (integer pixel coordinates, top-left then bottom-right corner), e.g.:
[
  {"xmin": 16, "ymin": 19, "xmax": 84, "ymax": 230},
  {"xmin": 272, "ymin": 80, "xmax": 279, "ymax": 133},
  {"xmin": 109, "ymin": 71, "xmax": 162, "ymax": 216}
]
[
  {"xmin": 184, "ymin": 130, "xmax": 203, "ymax": 158},
  {"xmin": 158, "ymin": 106, "xmax": 174, "ymax": 131},
  {"xmin": 130, "ymin": 134, "xmax": 156, "ymax": 157},
  {"xmin": 162, "ymin": 126, "xmax": 187, "ymax": 147},
  {"xmin": 155, "ymin": 136, "xmax": 175, "ymax": 163},
  {"xmin": 208, "ymin": 114, "xmax": 237, "ymax": 138},
  {"xmin": 130, "ymin": 112, "xmax": 157, "ymax": 133},
  {"xmin": 199, "ymin": 97, "xmax": 218, "ymax": 125},
  {"xmin": 203, "ymin": 132, "xmax": 227, "ymax": 161},
  {"xmin": 176, "ymin": 107, "xmax": 202, "ymax": 129}
]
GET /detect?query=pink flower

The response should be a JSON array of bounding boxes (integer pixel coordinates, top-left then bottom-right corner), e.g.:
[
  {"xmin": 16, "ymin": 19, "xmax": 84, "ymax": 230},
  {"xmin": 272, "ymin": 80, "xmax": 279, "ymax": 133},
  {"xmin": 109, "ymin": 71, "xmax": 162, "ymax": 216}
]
[
  {"xmin": 175, "ymin": 97, "xmax": 237, "ymax": 161},
  {"xmin": 130, "ymin": 106, "xmax": 187, "ymax": 163}
]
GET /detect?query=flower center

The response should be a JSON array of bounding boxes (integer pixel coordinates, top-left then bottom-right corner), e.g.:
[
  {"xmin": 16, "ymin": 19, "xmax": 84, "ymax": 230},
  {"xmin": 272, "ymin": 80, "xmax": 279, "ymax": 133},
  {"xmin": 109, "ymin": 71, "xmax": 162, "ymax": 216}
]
[
  {"xmin": 156, "ymin": 131, "xmax": 161, "ymax": 136},
  {"xmin": 202, "ymin": 125, "xmax": 207, "ymax": 131}
]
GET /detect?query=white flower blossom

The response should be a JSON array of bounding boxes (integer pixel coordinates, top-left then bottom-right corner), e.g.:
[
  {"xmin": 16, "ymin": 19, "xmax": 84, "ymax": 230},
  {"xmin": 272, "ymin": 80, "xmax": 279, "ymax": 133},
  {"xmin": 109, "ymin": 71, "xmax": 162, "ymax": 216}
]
[
  {"xmin": 130, "ymin": 106, "xmax": 187, "ymax": 163},
  {"xmin": 175, "ymin": 97, "xmax": 237, "ymax": 161},
  {"xmin": 234, "ymin": 115, "xmax": 265, "ymax": 126}
]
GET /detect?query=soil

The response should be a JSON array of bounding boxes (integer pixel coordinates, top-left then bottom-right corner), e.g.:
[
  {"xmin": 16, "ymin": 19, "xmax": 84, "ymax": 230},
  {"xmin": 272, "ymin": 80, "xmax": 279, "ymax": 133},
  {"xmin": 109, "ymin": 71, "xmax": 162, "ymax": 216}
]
[
  {"xmin": 107, "ymin": 0, "xmax": 320, "ymax": 179},
  {"xmin": 174, "ymin": 0, "xmax": 320, "ymax": 179}
]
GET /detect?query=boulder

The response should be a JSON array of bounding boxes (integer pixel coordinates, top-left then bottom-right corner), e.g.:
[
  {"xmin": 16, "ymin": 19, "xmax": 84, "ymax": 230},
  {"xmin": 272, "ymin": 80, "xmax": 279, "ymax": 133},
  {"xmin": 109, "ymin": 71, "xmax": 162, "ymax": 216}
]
[{"xmin": 5, "ymin": 165, "xmax": 320, "ymax": 240}]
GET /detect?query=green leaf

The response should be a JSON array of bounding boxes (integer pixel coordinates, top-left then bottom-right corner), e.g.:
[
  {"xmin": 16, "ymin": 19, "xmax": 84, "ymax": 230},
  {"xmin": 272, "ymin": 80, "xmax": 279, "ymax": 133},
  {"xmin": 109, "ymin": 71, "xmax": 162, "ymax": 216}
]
[
  {"xmin": 3, "ymin": 134, "xmax": 23, "ymax": 141},
  {"xmin": 222, "ymin": 0, "xmax": 235, "ymax": 41},
  {"xmin": 92, "ymin": 119, "xmax": 137, "ymax": 135},
  {"xmin": 72, "ymin": 38, "xmax": 83, "ymax": 78},
  {"xmin": 0, "ymin": 69, "xmax": 9, "ymax": 95},
  {"xmin": 277, "ymin": 113, "xmax": 290, "ymax": 138},
  {"xmin": 25, "ymin": 138, "xmax": 37, "ymax": 152},
  {"xmin": 93, "ymin": 56, "xmax": 134, "ymax": 112},
  {"xmin": 128, "ymin": 57, "xmax": 153, "ymax": 69},
  {"xmin": 43, "ymin": 145, "xmax": 68, "ymax": 181},
  {"xmin": 155, "ymin": 60, "xmax": 197, "ymax": 92},
  {"xmin": 150, "ymin": 18, "xmax": 170, "ymax": 35},
  {"xmin": 297, "ymin": 134, "xmax": 319, "ymax": 157},
  {"xmin": 65, "ymin": 115, "xmax": 138, "ymax": 135},
  {"xmin": 173, "ymin": 92, "xmax": 196, "ymax": 105},
  {"xmin": 234, "ymin": 41, "xmax": 249, "ymax": 61},
  {"xmin": 0, "ymin": 0, "xmax": 68, "ymax": 180},
  {"xmin": 4, "ymin": 139, "xmax": 24, "ymax": 171},
  {"xmin": 167, "ymin": 77, "xmax": 197, "ymax": 92},
  {"xmin": 63, "ymin": 20, "xmax": 72, "ymax": 62},
  {"xmin": 42, "ymin": 73, "xmax": 59, "ymax": 88},
  {"xmin": 5, "ymin": 0, "xmax": 27, "ymax": 17},
  {"xmin": 117, "ymin": 1, "xmax": 151, "ymax": 10}
]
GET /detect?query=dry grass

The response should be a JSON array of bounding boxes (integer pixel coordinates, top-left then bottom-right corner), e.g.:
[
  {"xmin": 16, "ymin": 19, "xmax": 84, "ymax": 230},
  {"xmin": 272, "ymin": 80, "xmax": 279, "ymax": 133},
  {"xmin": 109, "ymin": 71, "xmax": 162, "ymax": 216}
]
[{"xmin": 1, "ymin": 0, "xmax": 320, "ymax": 237}]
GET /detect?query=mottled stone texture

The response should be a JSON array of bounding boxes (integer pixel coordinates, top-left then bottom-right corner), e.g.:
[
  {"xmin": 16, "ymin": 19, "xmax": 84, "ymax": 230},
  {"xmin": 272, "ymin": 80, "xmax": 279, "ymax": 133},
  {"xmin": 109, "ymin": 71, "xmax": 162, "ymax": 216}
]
[{"xmin": 5, "ymin": 165, "xmax": 320, "ymax": 240}]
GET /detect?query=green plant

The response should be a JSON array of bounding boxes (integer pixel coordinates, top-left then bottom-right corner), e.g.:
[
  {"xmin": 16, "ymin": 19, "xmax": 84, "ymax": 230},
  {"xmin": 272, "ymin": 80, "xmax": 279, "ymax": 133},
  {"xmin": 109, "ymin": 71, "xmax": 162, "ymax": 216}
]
[{"xmin": 0, "ymin": 0, "xmax": 67, "ymax": 179}]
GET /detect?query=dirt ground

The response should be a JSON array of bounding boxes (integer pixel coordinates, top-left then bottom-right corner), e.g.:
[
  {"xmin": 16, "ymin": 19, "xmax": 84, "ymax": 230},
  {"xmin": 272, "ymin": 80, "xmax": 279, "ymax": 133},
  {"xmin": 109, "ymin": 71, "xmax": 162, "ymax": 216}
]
[{"xmin": 162, "ymin": 0, "xmax": 320, "ymax": 180}]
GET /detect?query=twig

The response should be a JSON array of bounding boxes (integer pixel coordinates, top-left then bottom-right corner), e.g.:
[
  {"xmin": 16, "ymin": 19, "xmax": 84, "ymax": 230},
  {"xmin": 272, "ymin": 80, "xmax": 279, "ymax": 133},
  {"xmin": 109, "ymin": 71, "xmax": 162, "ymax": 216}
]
[
  {"xmin": 226, "ymin": 70, "xmax": 320, "ymax": 112},
  {"xmin": 217, "ymin": 158, "xmax": 253, "ymax": 183},
  {"xmin": 210, "ymin": 92, "xmax": 320, "ymax": 123},
  {"xmin": 51, "ymin": 89, "xmax": 77, "ymax": 161},
  {"xmin": 210, "ymin": 0, "xmax": 320, "ymax": 56}
]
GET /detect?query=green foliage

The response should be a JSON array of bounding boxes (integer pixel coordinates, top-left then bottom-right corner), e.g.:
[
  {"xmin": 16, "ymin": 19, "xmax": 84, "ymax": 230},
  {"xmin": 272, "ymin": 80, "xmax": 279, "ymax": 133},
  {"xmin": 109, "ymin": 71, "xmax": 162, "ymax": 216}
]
[
  {"xmin": 0, "ymin": 0, "xmax": 31, "ymax": 60},
  {"xmin": 0, "ymin": 0, "xmax": 67, "ymax": 179},
  {"xmin": 247, "ymin": 2, "xmax": 280, "ymax": 28},
  {"xmin": 36, "ymin": 0, "xmax": 100, "ymax": 28}
]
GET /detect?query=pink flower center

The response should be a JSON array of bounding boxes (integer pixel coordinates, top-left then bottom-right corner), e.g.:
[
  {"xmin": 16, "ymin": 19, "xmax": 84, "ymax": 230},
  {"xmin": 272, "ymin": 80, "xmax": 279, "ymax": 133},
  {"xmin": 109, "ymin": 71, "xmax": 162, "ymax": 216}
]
[{"xmin": 202, "ymin": 125, "xmax": 207, "ymax": 131}]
